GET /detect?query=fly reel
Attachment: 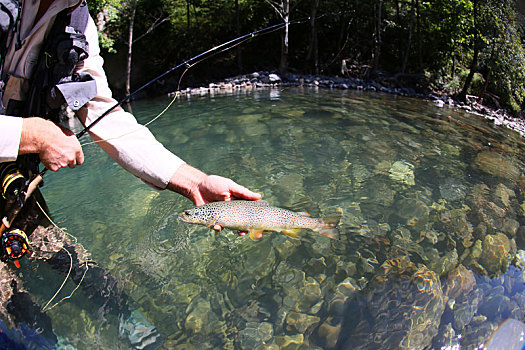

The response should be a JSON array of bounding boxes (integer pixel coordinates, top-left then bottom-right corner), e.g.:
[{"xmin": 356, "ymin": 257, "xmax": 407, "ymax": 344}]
[
  {"xmin": 0, "ymin": 162, "xmax": 25, "ymax": 200},
  {"xmin": 1, "ymin": 228, "xmax": 31, "ymax": 268}
]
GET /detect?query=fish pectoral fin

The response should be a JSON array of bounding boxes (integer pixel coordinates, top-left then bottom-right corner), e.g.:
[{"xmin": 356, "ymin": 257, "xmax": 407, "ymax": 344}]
[
  {"xmin": 205, "ymin": 219, "xmax": 218, "ymax": 228},
  {"xmin": 282, "ymin": 228, "xmax": 302, "ymax": 239},
  {"xmin": 248, "ymin": 230, "xmax": 265, "ymax": 240}
]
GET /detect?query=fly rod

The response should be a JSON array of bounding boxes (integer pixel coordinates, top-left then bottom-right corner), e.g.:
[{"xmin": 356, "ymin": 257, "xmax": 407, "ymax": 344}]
[{"xmin": 75, "ymin": 21, "xmax": 292, "ymax": 139}]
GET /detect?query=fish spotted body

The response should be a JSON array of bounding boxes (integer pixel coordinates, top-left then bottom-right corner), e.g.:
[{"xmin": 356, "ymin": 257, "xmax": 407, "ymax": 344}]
[{"xmin": 178, "ymin": 200, "xmax": 340, "ymax": 240}]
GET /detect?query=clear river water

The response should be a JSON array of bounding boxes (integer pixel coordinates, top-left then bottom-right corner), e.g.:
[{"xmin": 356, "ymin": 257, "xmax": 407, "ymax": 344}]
[{"xmin": 12, "ymin": 88, "xmax": 525, "ymax": 349}]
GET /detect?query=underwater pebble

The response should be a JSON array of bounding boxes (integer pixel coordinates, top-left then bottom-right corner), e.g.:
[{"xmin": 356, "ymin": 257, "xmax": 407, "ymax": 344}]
[
  {"xmin": 479, "ymin": 233, "xmax": 512, "ymax": 275},
  {"xmin": 389, "ymin": 160, "xmax": 416, "ymax": 186},
  {"xmin": 473, "ymin": 151, "xmax": 521, "ymax": 183}
]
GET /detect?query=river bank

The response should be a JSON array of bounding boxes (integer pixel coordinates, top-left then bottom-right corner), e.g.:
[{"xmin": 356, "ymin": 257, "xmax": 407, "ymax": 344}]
[{"xmin": 168, "ymin": 71, "xmax": 525, "ymax": 138}]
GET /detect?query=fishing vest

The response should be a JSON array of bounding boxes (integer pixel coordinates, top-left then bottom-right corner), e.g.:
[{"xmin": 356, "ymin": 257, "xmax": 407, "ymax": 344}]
[
  {"xmin": 0, "ymin": 0, "xmax": 97, "ymax": 121},
  {"xmin": 0, "ymin": 0, "xmax": 97, "ymax": 176}
]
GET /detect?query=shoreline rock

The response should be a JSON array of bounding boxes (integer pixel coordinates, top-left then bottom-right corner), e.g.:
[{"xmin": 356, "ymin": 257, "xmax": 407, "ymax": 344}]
[{"xmin": 168, "ymin": 71, "xmax": 525, "ymax": 138}]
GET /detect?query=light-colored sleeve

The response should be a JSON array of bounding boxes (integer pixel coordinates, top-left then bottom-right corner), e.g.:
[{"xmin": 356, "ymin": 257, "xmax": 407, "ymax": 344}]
[
  {"xmin": 0, "ymin": 115, "xmax": 23, "ymax": 162},
  {"xmin": 75, "ymin": 16, "xmax": 185, "ymax": 189}
]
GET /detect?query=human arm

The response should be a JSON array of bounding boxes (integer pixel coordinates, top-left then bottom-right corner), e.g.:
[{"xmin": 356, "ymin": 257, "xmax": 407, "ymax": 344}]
[
  {"xmin": 77, "ymin": 17, "xmax": 260, "ymax": 210},
  {"xmin": 0, "ymin": 115, "xmax": 83, "ymax": 171}
]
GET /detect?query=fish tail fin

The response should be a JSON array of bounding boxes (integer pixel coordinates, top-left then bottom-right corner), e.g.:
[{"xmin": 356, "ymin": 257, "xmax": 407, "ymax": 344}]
[{"xmin": 316, "ymin": 216, "xmax": 341, "ymax": 240}]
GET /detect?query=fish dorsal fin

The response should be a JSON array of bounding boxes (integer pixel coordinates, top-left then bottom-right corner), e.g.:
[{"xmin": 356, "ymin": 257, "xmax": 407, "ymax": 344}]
[
  {"xmin": 257, "ymin": 200, "xmax": 271, "ymax": 206},
  {"xmin": 297, "ymin": 212, "xmax": 311, "ymax": 217}
]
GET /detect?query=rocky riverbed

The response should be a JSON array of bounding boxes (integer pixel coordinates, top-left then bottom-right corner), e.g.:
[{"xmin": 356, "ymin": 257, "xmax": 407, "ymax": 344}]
[{"xmin": 115, "ymin": 87, "xmax": 525, "ymax": 349}]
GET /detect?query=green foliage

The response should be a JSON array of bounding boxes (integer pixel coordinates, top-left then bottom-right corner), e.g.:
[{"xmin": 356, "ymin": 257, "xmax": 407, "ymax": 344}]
[
  {"xmin": 87, "ymin": 0, "xmax": 123, "ymax": 52},
  {"xmin": 90, "ymin": 0, "xmax": 525, "ymax": 115}
]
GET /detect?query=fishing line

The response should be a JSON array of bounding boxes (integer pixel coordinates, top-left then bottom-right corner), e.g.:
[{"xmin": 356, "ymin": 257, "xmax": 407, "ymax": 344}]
[
  {"xmin": 78, "ymin": 19, "xmax": 288, "ymax": 147},
  {"xmin": 35, "ymin": 200, "xmax": 90, "ymax": 312},
  {"xmin": 76, "ymin": 20, "xmax": 293, "ymax": 139},
  {"xmin": 75, "ymin": 8, "xmax": 350, "ymax": 140},
  {"xmin": 75, "ymin": 9, "xmax": 351, "ymax": 143}
]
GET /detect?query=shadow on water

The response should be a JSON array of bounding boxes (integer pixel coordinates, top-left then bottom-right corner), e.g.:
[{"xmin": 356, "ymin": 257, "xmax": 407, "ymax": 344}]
[{"xmin": 8, "ymin": 88, "xmax": 525, "ymax": 348}]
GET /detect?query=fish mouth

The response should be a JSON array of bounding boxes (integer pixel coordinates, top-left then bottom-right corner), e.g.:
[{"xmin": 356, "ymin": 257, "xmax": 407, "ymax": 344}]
[{"xmin": 177, "ymin": 213, "xmax": 188, "ymax": 222}]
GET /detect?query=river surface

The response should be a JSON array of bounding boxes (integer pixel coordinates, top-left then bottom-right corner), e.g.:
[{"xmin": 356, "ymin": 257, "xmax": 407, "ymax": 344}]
[{"xmin": 14, "ymin": 88, "xmax": 525, "ymax": 348}]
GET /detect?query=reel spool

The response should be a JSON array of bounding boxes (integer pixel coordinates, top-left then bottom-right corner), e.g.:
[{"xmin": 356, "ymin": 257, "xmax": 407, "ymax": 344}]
[
  {"xmin": 1, "ymin": 228, "xmax": 31, "ymax": 268},
  {"xmin": 0, "ymin": 162, "xmax": 25, "ymax": 200}
]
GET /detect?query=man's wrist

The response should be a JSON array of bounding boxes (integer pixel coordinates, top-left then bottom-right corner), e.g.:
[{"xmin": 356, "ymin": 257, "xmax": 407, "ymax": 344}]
[
  {"xmin": 20, "ymin": 118, "xmax": 47, "ymax": 155},
  {"xmin": 167, "ymin": 163, "xmax": 208, "ymax": 200}
]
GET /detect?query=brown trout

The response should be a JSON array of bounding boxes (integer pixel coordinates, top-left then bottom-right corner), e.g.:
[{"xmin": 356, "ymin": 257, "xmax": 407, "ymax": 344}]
[{"xmin": 178, "ymin": 200, "xmax": 340, "ymax": 240}]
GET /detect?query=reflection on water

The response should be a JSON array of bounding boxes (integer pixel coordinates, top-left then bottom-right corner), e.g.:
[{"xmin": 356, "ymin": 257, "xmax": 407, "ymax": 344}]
[{"xmin": 20, "ymin": 88, "xmax": 525, "ymax": 348}]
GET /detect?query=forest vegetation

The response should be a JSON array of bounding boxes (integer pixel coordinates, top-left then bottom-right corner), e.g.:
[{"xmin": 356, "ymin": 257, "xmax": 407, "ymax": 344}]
[{"xmin": 87, "ymin": 0, "xmax": 525, "ymax": 116}]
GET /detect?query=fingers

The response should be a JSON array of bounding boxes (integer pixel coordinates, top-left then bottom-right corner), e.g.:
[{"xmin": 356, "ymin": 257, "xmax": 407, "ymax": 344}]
[
  {"xmin": 193, "ymin": 195, "xmax": 206, "ymax": 207},
  {"xmin": 213, "ymin": 224, "xmax": 223, "ymax": 232},
  {"xmin": 41, "ymin": 127, "xmax": 84, "ymax": 172},
  {"xmin": 228, "ymin": 181, "xmax": 261, "ymax": 201}
]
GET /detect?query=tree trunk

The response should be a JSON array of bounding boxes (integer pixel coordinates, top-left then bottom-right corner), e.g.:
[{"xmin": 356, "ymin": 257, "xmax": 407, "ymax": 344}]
[
  {"xmin": 306, "ymin": 0, "xmax": 319, "ymax": 74},
  {"xmin": 458, "ymin": 0, "xmax": 478, "ymax": 101},
  {"xmin": 416, "ymin": 0, "xmax": 422, "ymax": 71},
  {"xmin": 235, "ymin": 0, "xmax": 243, "ymax": 74},
  {"xmin": 402, "ymin": 0, "xmax": 416, "ymax": 73},
  {"xmin": 373, "ymin": 0, "xmax": 383, "ymax": 69},
  {"xmin": 186, "ymin": 0, "xmax": 192, "ymax": 56},
  {"xmin": 458, "ymin": 46, "xmax": 479, "ymax": 101},
  {"xmin": 125, "ymin": 0, "xmax": 137, "ymax": 112},
  {"xmin": 264, "ymin": 0, "xmax": 291, "ymax": 72},
  {"xmin": 280, "ymin": 0, "xmax": 290, "ymax": 73},
  {"xmin": 479, "ymin": 41, "xmax": 495, "ymax": 100}
]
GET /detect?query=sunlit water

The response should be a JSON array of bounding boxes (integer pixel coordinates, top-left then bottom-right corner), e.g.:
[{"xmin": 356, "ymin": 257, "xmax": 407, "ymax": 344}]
[{"xmin": 12, "ymin": 88, "xmax": 525, "ymax": 349}]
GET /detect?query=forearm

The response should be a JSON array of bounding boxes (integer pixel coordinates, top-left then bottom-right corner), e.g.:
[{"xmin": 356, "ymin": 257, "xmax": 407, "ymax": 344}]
[{"xmin": 19, "ymin": 117, "xmax": 52, "ymax": 154}]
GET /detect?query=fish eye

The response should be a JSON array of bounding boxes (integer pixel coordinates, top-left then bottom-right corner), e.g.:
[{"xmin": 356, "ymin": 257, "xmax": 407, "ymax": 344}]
[{"xmin": 184, "ymin": 210, "xmax": 192, "ymax": 216}]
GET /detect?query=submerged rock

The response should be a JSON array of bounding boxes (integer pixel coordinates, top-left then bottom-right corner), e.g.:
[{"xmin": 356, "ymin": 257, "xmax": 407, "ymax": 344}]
[
  {"xmin": 467, "ymin": 184, "xmax": 507, "ymax": 234},
  {"xmin": 336, "ymin": 257, "xmax": 445, "ymax": 349},
  {"xmin": 428, "ymin": 248, "xmax": 459, "ymax": 276},
  {"xmin": 237, "ymin": 322, "xmax": 273, "ymax": 349},
  {"xmin": 433, "ymin": 323, "xmax": 460, "ymax": 350},
  {"xmin": 274, "ymin": 334, "xmax": 304, "ymax": 349},
  {"xmin": 437, "ymin": 207, "xmax": 474, "ymax": 248},
  {"xmin": 184, "ymin": 299, "xmax": 222, "ymax": 336},
  {"xmin": 444, "ymin": 264, "xmax": 476, "ymax": 301},
  {"xmin": 492, "ymin": 183, "xmax": 516, "ymax": 209},
  {"xmin": 479, "ymin": 233, "xmax": 513, "ymax": 275},
  {"xmin": 394, "ymin": 198, "xmax": 429, "ymax": 228},
  {"xmin": 473, "ymin": 151, "xmax": 520, "ymax": 183},
  {"xmin": 315, "ymin": 317, "xmax": 342, "ymax": 349},
  {"xmin": 285, "ymin": 311, "xmax": 320, "ymax": 333},
  {"xmin": 389, "ymin": 161, "xmax": 416, "ymax": 186},
  {"xmin": 439, "ymin": 177, "xmax": 467, "ymax": 201},
  {"xmin": 451, "ymin": 288, "xmax": 482, "ymax": 331}
]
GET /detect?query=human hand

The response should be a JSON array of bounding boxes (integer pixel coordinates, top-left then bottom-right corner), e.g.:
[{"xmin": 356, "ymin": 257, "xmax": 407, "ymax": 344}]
[
  {"xmin": 168, "ymin": 164, "xmax": 261, "ymax": 232},
  {"xmin": 20, "ymin": 118, "xmax": 84, "ymax": 171},
  {"xmin": 196, "ymin": 174, "xmax": 261, "ymax": 232},
  {"xmin": 194, "ymin": 174, "xmax": 261, "ymax": 206}
]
